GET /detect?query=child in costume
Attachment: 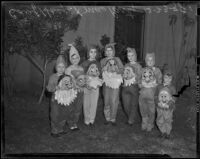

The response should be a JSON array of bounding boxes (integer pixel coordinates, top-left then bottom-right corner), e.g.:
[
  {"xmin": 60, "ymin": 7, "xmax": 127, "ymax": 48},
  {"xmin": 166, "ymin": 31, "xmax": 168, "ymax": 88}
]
[
  {"xmin": 81, "ymin": 45, "xmax": 103, "ymax": 126},
  {"xmin": 145, "ymin": 53, "xmax": 162, "ymax": 84},
  {"xmin": 65, "ymin": 44, "xmax": 84, "ymax": 77},
  {"xmin": 47, "ymin": 55, "xmax": 71, "ymax": 137},
  {"xmin": 138, "ymin": 53, "xmax": 162, "ymax": 132},
  {"xmin": 65, "ymin": 44, "xmax": 85, "ymax": 130},
  {"xmin": 122, "ymin": 48, "xmax": 142, "ymax": 125},
  {"xmin": 139, "ymin": 67, "xmax": 158, "ymax": 132},
  {"xmin": 156, "ymin": 70, "xmax": 176, "ymax": 138},
  {"xmin": 100, "ymin": 43, "xmax": 124, "ymax": 125}
]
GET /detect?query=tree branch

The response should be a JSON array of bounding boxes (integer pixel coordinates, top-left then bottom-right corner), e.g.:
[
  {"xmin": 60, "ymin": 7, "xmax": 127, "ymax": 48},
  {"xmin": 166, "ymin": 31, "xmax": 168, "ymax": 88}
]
[{"xmin": 22, "ymin": 50, "xmax": 44, "ymax": 74}]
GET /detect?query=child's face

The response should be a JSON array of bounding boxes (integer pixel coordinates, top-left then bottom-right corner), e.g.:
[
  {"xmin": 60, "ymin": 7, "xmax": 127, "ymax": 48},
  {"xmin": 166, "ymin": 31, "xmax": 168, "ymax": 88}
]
[
  {"xmin": 164, "ymin": 75, "xmax": 172, "ymax": 85},
  {"xmin": 146, "ymin": 57, "xmax": 155, "ymax": 67},
  {"xmin": 71, "ymin": 54, "xmax": 80, "ymax": 65},
  {"xmin": 127, "ymin": 52, "xmax": 136, "ymax": 62},
  {"xmin": 87, "ymin": 64, "xmax": 99, "ymax": 77},
  {"xmin": 123, "ymin": 66, "xmax": 135, "ymax": 80},
  {"xmin": 105, "ymin": 47, "xmax": 114, "ymax": 58},
  {"xmin": 89, "ymin": 49, "xmax": 97, "ymax": 60},
  {"xmin": 56, "ymin": 63, "xmax": 65, "ymax": 75},
  {"xmin": 159, "ymin": 91, "xmax": 171, "ymax": 103}
]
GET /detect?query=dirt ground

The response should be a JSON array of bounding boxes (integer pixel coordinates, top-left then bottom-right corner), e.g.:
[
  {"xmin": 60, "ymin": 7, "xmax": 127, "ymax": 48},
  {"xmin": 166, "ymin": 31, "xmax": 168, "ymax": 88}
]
[{"xmin": 2, "ymin": 87, "xmax": 197, "ymax": 158}]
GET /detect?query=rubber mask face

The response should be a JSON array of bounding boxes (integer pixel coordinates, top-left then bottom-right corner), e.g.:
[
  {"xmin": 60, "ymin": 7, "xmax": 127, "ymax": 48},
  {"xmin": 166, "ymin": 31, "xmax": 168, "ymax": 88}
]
[
  {"xmin": 123, "ymin": 66, "xmax": 136, "ymax": 80},
  {"xmin": 106, "ymin": 59, "xmax": 118, "ymax": 73},
  {"xmin": 142, "ymin": 68, "xmax": 155, "ymax": 83},
  {"xmin": 87, "ymin": 64, "xmax": 100, "ymax": 77},
  {"xmin": 59, "ymin": 76, "xmax": 73, "ymax": 90},
  {"xmin": 159, "ymin": 90, "xmax": 171, "ymax": 103},
  {"xmin": 76, "ymin": 75, "xmax": 86, "ymax": 87}
]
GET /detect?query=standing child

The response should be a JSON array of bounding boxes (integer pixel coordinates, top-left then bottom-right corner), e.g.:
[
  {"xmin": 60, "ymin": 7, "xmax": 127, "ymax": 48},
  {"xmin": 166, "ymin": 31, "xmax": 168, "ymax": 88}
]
[
  {"xmin": 122, "ymin": 48, "xmax": 142, "ymax": 125},
  {"xmin": 156, "ymin": 70, "xmax": 176, "ymax": 139},
  {"xmin": 81, "ymin": 45, "xmax": 103, "ymax": 126},
  {"xmin": 46, "ymin": 55, "xmax": 69, "ymax": 137},
  {"xmin": 139, "ymin": 53, "xmax": 162, "ymax": 132},
  {"xmin": 100, "ymin": 43, "xmax": 124, "ymax": 126},
  {"xmin": 65, "ymin": 44, "xmax": 85, "ymax": 130}
]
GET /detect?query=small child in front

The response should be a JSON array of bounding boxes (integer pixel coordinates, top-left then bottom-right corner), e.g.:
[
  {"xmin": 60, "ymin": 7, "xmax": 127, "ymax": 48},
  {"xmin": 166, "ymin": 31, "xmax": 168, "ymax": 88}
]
[{"xmin": 156, "ymin": 70, "xmax": 176, "ymax": 139}]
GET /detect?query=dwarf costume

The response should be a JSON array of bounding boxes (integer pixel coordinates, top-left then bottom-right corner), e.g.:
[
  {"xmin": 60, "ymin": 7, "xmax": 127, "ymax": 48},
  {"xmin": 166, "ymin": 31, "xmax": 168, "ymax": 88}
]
[
  {"xmin": 64, "ymin": 44, "xmax": 85, "ymax": 129},
  {"xmin": 156, "ymin": 87, "xmax": 176, "ymax": 136},
  {"xmin": 145, "ymin": 53, "xmax": 162, "ymax": 84},
  {"xmin": 81, "ymin": 60, "xmax": 102, "ymax": 125},
  {"xmin": 121, "ymin": 64, "xmax": 140, "ymax": 125},
  {"xmin": 100, "ymin": 43, "xmax": 124, "ymax": 123},
  {"xmin": 155, "ymin": 70, "xmax": 176, "ymax": 136},
  {"xmin": 46, "ymin": 55, "xmax": 76, "ymax": 135},
  {"xmin": 139, "ymin": 67, "xmax": 158, "ymax": 132}
]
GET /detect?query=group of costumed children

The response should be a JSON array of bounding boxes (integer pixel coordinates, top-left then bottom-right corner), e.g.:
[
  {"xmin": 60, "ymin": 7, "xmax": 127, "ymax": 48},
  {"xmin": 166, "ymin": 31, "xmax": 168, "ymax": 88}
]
[{"xmin": 47, "ymin": 43, "xmax": 177, "ymax": 139}]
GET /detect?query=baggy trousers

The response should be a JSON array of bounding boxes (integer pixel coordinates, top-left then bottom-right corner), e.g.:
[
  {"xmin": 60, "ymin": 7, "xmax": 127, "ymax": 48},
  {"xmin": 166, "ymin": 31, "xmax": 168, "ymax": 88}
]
[
  {"xmin": 122, "ymin": 84, "xmax": 140, "ymax": 124},
  {"xmin": 103, "ymin": 84, "xmax": 120, "ymax": 122},
  {"xmin": 50, "ymin": 98, "xmax": 74, "ymax": 134},
  {"xmin": 83, "ymin": 87, "xmax": 99, "ymax": 124},
  {"xmin": 139, "ymin": 87, "xmax": 156, "ymax": 131},
  {"xmin": 156, "ymin": 108, "xmax": 174, "ymax": 135},
  {"xmin": 50, "ymin": 92, "xmax": 83, "ymax": 134}
]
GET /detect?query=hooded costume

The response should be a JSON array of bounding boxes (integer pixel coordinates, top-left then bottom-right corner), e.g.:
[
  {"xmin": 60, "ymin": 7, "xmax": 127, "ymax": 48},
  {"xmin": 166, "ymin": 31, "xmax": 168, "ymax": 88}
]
[
  {"xmin": 138, "ymin": 67, "xmax": 158, "ymax": 132},
  {"xmin": 145, "ymin": 53, "xmax": 162, "ymax": 84},
  {"xmin": 126, "ymin": 47, "xmax": 142, "ymax": 82},
  {"xmin": 81, "ymin": 58, "xmax": 103, "ymax": 125},
  {"xmin": 121, "ymin": 64, "xmax": 141, "ymax": 125},
  {"xmin": 100, "ymin": 43, "xmax": 124, "ymax": 123},
  {"xmin": 65, "ymin": 44, "xmax": 84, "ymax": 77},
  {"xmin": 155, "ymin": 70, "xmax": 176, "ymax": 136},
  {"xmin": 64, "ymin": 44, "xmax": 85, "ymax": 129},
  {"xmin": 46, "ymin": 55, "xmax": 74, "ymax": 135},
  {"xmin": 156, "ymin": 87, "xmax": 176, "ymax": 136}
]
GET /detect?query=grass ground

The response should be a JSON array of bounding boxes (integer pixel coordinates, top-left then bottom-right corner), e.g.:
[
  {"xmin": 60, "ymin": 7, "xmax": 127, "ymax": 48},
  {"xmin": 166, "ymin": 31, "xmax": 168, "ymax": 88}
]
[{"xmin": 2, "ymin": 87, "xmax": 197, "ymax": 158}]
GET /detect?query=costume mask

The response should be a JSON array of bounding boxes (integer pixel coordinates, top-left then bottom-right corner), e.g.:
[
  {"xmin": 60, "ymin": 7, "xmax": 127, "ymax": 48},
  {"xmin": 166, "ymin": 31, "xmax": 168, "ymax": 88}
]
[{"xmin": 87, "ymin": 64, "xmax": 100, "ymax": 77}]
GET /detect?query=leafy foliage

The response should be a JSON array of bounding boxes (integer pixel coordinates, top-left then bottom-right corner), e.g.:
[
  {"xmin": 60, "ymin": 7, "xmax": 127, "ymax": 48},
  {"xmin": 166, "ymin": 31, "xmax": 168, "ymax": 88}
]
[
  {"xmin": 5, "ymin": 4, "xmax": 81, "ymax": 63},
  {"xmin": 74, "ymin": 36, "xmax": 88, "ymax": 63}
]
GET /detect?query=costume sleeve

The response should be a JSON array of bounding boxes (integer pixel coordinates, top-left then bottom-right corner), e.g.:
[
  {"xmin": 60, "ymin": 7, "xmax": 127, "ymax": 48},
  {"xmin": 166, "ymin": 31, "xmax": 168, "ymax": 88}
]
[
  {"xmin": 115, "ymin": 57, "xmax": 124, "ymax": 74},
  {"xmin": 155, "ymin": 68, "xmax": 163, "ymax": 84},
  {"xmin": 46, "ymin": 74, "xmax": 58, "ymax": 92},
  {"xmin": 136, "ymin": 64, "xmax": 142, "ymax": 83}
]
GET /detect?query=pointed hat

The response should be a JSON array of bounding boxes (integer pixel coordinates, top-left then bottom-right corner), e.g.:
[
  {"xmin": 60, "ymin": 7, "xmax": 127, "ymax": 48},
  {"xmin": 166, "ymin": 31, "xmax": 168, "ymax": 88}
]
[
  {"xmin": 68, "ymin": 44, "xmax": 80, "ymax": 64},
  {"xmin": 56, "ymin": 55, "xmax": 66, "ymax": 67}
]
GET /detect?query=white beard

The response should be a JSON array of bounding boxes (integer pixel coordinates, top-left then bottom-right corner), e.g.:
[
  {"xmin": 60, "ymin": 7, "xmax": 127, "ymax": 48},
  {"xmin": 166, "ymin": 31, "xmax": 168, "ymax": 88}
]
[
  {"xmin": 141, "ymin": 79, "xmax": 157, "ymax": 88},
  {"xmin": 124, "ymin": 77, "xmax": 136, "ymax": 86},
  {"xmin": 55, "ymin": 89, "xmax": 78, "ymax": 106},
  {"xmin": 87, "ymin": 76, "xmax": 103, "ymax": 89},
  {"xmin": 102, "ymin": 71, "xmax": 123, "ymax": 89}
]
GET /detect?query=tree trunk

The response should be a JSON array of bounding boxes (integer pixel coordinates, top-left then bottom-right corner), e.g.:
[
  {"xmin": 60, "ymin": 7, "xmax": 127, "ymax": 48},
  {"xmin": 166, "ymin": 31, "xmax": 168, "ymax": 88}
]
[
  {"xmin": 38, "ymin": 72, "xmax": 46, "ymax": 104},
  {"xmin": 38, "ymin": 57, "xmax": 48, "ymax": 104}
]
